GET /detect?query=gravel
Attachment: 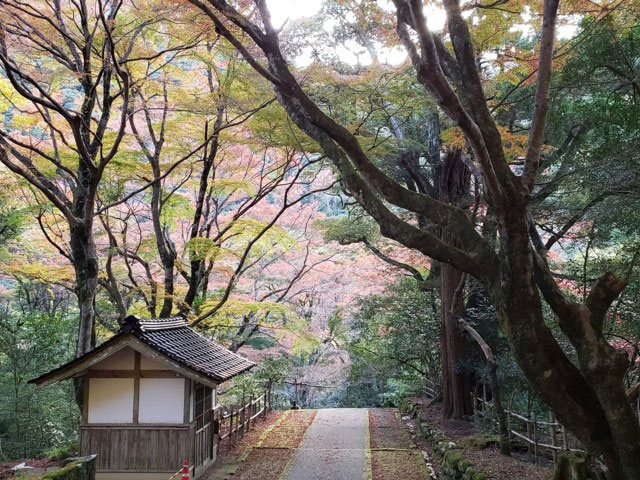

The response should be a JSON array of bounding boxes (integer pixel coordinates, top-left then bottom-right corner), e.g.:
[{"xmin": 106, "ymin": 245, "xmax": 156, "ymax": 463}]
[{"xmin": 284, "ymin": 408, "xmax": 369, "ymax": 480}]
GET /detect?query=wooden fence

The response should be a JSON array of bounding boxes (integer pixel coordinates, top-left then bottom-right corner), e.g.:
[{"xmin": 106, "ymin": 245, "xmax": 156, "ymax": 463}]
[
  {"xmin": 167, "ymin": 391, "xmax": 272, "ymax": 479},
  {"xmin": 424, "ymin": 378, "xmax": 439, "ymax": 399},
  {"xmin": 472, "ymin": 391, "xmax": 583, "ymax": 464},
  {"xmin": 473, "ymin": 386, "xmax": 640, "ymax": 465},
  {"xmin": 218, "ymin": 391, "xmax": 270, "ymax": 448}
]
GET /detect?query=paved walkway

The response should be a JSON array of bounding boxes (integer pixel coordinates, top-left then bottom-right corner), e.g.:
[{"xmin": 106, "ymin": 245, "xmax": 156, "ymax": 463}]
[{"xmin": 284, "ymin": 408, "xmax": 368, "ymax": 480}]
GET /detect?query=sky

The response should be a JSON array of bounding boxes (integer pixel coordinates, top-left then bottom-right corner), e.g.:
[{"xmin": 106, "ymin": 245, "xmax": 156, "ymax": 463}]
[
  {"xmin": 265, "ymin": 0, "xmax": 577, "ymax": 66},
  {"xmin": 266, "ymin": 0, "xmax": 447, "ymax": 31}
]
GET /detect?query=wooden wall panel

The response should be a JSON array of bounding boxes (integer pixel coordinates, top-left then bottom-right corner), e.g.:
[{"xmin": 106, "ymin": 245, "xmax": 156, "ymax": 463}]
[{"xmin": 80, "ymin": 425, "xmax": 191, "ymax": 472}]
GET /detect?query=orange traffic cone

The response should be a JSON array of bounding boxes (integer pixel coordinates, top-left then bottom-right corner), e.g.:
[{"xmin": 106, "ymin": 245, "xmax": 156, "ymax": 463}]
[{"xmin": 181, "ymin": 459, "xmax": 189, "ymax": 479}]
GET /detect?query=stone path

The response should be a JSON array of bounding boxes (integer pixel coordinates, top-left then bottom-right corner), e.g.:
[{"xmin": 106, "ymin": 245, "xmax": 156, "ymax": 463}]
[
  {"xmin": 216, "ymin": 408, "xmax": 430, "ymax": 480},
  {"xmin": 284, "ymin": 408, "xmax": 368, "ymax": 480}
]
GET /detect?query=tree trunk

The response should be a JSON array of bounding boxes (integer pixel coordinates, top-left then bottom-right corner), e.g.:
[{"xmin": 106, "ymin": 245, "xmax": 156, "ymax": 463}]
[
  {"xmin": 457, "ymin": 317, "xmax": 511, "ymax": 455},
  {"xmin": 185, "ymin": 3, "xmax": 640, "ymax": 474},
  {"xmin": 440, "ymin": 150, "xmax": 475, "ymax": 419},
  {"xmin": 487, "ymin": 359, "xmax": 511, "ymax": 456},
  {"xmin": 149, "ymin": 154, "xmax": 176, "ymax": 318},
  {"xmin": 440, "ymin": 261, "xmax": 474, "ymax": 418},
  {"xmin": 69, "ymin": 220, "xmax": 98, "ymax": 410},
  {"xmin": 69, "ymin": 221, "xmax": 98, "ymax": 356},
  {"xmin": 184, "ymin": 108, "xmax": 224, "ymax": 309},
  {"xmin": 491, "ymin": 213, "xmax": 640, "ymax": 480}
]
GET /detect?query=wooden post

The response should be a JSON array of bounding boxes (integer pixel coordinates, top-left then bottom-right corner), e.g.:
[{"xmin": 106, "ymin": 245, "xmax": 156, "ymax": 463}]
[
  {"xmin": 213, "ymin": 409, "xmax": 219, "ymax": 457},
  {"xmin": 533, "ymin": 413, "xmax": 538, "ymax": 465},
  {"xmin": 240, "ymin": 393, "xmax": 245, "ymax": 438},
  {"xmin": 246, "ymin": 399, "xmax": 251, "ymax": 432},
  {"xmin": 240, "ymin": 404, "xmax": 245, "ymax": 438},
  {"xmin": 263, "ymin": 391, "xmax": 267, "ymax": 419},
  {"xmin": 507, "ymin": 410, "xmax": 512, "ymax": 443},
  {"xmin": 550, "ymin": 412, "xmax": 558, "ymax": 464},
  {"xmin": 246, "ymin": 397, "xmax": 250, "ymax": 432},
  {"xmin": 562, "ymin": 424, "xmax": 569, "ymax": 451},
  {"xmin": 471, "ymin": 392, "xmax": 477, "ymax": 419},
  {"xmin": 229, "ymin": 406, "xmax": 234, "ymax": 449},
  {"xmin": 526, "ymin": 415, "xmax": 533, "ymax": 455},
  {"xmin": 236, "ymin": 406, "xmax": 241, "ymax": 440},
  {"xmin": 236, "ymin": 405, "xmax": 241, "ymax": 440},
  {"xmin": 210, "ymin": 408, "xmax": 216, "ymax": 459}
]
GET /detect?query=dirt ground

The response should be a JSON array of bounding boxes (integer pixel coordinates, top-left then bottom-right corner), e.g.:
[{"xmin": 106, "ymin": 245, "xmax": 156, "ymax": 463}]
[
  {"xmin": 0, "ymin": 458, "xmax": 62, "ymax": 479},
  {"xmin": 369, "ymin": 408, "xmax": 431, "ymax": 480},
  {"xmin": 204, "ymin": 410, "xmax": 286, "ymax": 480},
  {"xmin": 407, "ymin": 399, "xmax": 553, "ymax": 480},
  {"xmin": 208, "ymin": 408, "xmax": 431, "ymax": 480}
]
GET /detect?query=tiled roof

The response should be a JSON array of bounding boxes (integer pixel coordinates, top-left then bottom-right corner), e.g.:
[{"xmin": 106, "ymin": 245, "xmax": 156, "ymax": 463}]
[
  {"xmin": 124, "ymin": 315, "xmax": 255, "ymax": 381},
  {"xmin": 30, "ymin": 315, "xmax": 254, "ymax": 385}
]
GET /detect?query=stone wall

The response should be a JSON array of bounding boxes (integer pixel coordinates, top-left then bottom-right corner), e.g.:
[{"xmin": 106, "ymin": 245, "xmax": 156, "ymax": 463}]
[
  {"xmin": 401, "ymin": 399, "xmax": 488, "ymax": 480},
  {"xmin": 39, "ymin": 455, "xmax": 96, "ymax": 480}
]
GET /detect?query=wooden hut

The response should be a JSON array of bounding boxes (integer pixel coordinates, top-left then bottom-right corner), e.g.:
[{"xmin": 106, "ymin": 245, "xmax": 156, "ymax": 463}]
[{"xmin": 30, "ymin": 315, "xmax": 255, "ymax": 479}]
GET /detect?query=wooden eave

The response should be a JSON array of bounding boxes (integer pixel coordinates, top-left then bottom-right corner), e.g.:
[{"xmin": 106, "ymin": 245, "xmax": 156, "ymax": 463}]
[{"xmin": 30, "ymin": 334, "xmax": 219, "ymax": 389}]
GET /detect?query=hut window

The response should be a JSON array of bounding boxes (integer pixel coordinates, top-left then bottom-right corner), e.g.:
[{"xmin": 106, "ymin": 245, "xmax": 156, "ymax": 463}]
[{"xmin": 195, "ymin": 384, "xmax": 212, "ymax": 429}]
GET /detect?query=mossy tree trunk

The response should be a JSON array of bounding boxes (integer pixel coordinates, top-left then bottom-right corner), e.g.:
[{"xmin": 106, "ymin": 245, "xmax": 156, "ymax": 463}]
[{"xmin": 440, "ymin": 150, "xmax": 475, "ymax": 420}]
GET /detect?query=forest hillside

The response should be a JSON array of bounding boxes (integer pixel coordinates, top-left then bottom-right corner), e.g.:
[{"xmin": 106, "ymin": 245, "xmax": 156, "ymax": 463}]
[{"xmin": 0, "ymin": 0, "xmax": 639, "ymax": 479}]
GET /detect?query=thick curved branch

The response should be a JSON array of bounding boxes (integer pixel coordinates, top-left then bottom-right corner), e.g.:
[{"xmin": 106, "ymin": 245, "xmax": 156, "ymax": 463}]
[
  {"xmin": 360, "ymin": 237, "xmax": 425, "ymax": 284},
  {"xmin": 521, "ymin": 0, "xmax": 560, "ymax": 192},
  {"xmin": 189, "ymin": 0, "xmax": 496, "ymax": 272}
]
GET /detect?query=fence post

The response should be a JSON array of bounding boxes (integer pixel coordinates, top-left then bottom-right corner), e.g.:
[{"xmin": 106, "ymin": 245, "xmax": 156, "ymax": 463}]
[
  {"xmin": 471, "ymin": 392, "xmax": 477, "ymax": 419},
  {"xmin": 562, "ymin": 424, "xmax": 569, "ymax": 451},
  {"xmin": 236, "ymin": 405, "xmax": 241, "ymax": 442},
  {"xmin": 482, "ymin": 383, "xmax": 488, "ymax": 428},
  {"xmin": 550, "ymin": 412, "xmax": 558, "ymax": 464},
  {"xmin": 526, "ymin": 414, "xmax": 533, "ymax": 456},
  {"xmin": 263, "ymin": 390, "xmax": 268, "ymax": 419},
  {"xmin": 229, "ymin": 406, "xmax": 234, "ymax": 448},
  {"xmin": 532, "ymin": 413, "xmax": 538, "ymax": 464},
  {"xmin": 507, "ymin": 410, "xmax": 512, "ymax": 444},
  {"xmin": 213, "ymin": 409, "xmax": 219, "ymax": 457}
]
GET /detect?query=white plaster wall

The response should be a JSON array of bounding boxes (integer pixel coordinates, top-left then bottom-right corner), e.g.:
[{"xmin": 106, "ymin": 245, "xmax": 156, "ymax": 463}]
[
  {"xmin": 138, "ymin": 378, "xmax": 185, "ymax": 424},
  {"xmin": 140, "ymin": 354, "xmax": 166, "ymax": 370},
  {"xmin": 88, "ymin": 378, "xmax": 134, "ymax": 423},
  {"xmin": 92, "ymin": 346, "xmax": 135, "ymax": 370}
]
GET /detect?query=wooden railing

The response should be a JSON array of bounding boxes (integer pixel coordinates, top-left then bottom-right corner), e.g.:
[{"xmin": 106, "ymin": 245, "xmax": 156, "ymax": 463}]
[
  {"xmin": 473, "ymin": 386, "xmax": 640, "ymax": 465},
  {"xmin": 424, "ymin": 378, "xmax": 438, "ymax": 399},
  {"xmin": 218, "ymin": 392, "xmax": 270, "ymax": 448},
  {"xmin": 166, "ymin": 392, "xmax": 272, "ymax": 479},
  {"xmin": 472, "ymin": 393, "xmax": 583, "ymax": 464}
]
